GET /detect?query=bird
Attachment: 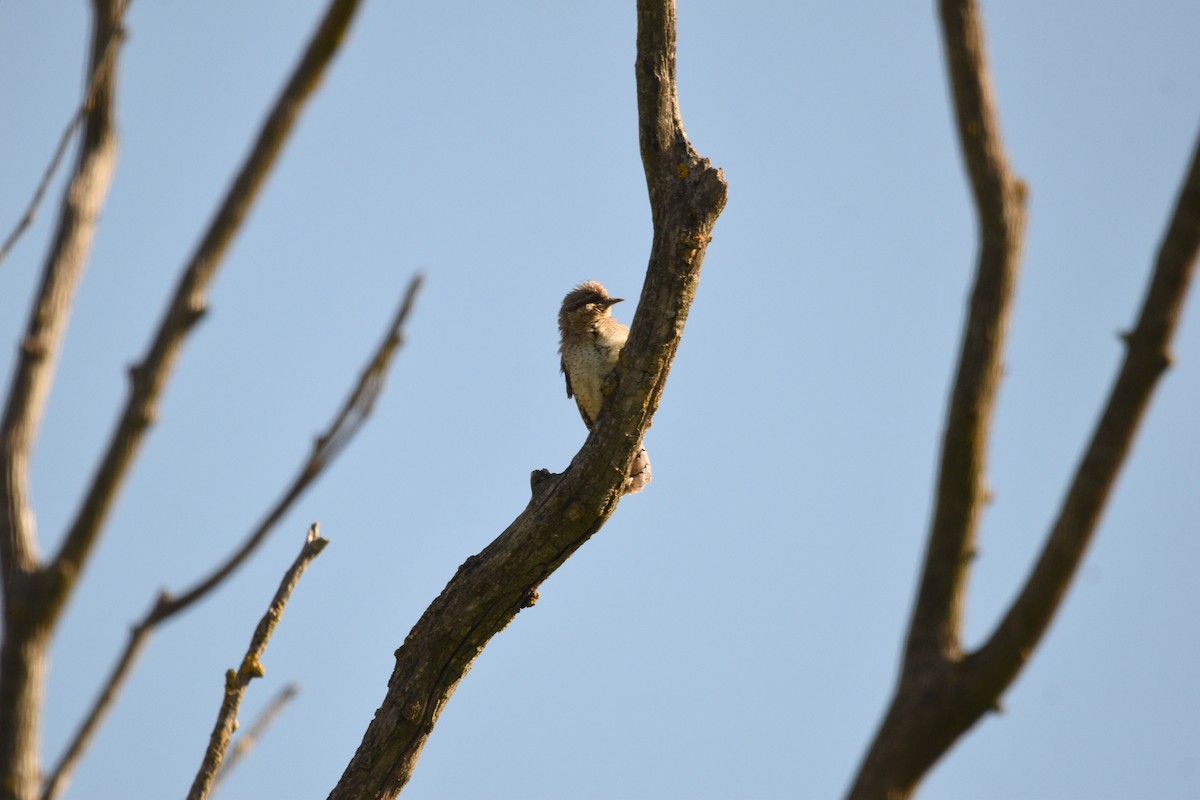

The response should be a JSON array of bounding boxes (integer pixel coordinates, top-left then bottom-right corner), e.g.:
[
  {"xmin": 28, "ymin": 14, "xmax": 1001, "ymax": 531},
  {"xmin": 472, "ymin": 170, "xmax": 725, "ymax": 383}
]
[{"xmin": 557, "ymin": 280, "xmax": 651, "ymax": 494}]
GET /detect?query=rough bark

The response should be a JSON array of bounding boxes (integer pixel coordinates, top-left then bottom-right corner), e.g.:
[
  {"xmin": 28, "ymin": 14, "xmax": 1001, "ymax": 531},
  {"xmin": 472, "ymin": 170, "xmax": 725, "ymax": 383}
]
[{"xmin": 326, "ymin": 1, "xmax": 727, "ymax": 797}]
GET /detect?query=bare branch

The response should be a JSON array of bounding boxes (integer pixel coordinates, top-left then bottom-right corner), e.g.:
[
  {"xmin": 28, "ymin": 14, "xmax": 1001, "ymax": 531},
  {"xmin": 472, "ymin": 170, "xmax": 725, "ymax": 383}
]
[
  {"xmin": 40, "ymin": 274, "xmax": 421, "ymax": 800},
  {"xmin": 905, "ymin": 0, "xmax": 1027, "ymax": 667},
  {"xmin": 0, "ymin": 4, "xmax": 123, "ymax": 796},
  {"xmin": 848, "ymin": 4, "xmax": 1199, "ymax": 799},
  {"xmin": 849, "ymin": 0, "xmax": 1026, "ymax": 795},
  {"xmin": 973, "ymin": 132, "xmax": 1200, "ymax": 693},
  {"xmin": 210, "ymin": 683, "xmax": 299, "ymax": 795},
  {"xmin": 301, "ymin": 273, "xmax": 423, "ymax": 473},
  {"xmin": 186, "ymin": 525, "xmax": 327, "ymax": 800},
  {"xmin": 0, "ymin": 1, "xmax": 130, "ymax": 269},
  {"xmin": 144, "ymin": 272, "xmax": 421, "ymax": 616},
  {"xmin": 326, "ymin": 1, "xmax": 726, "ymax": 797},
  {"xmin": 1, "ymin": 0, "xmax": 122, "ymax": 584},
  {"xmin": 42, "ymin": 0, "xmax": 364, "ymax": 624},
  {"xmin": 847, "ymin": 3, "xmax": 1027, "ymax": 797},
  {"xmin": 39, "ymin": 607, "xmax": 151, "ymax": 800}
]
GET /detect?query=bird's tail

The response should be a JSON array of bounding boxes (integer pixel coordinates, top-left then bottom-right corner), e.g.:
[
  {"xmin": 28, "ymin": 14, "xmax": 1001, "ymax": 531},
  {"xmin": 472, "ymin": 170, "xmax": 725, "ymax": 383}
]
[{"xmin": 623, "ymin": 447, "xmax": 652, "ymax": 495}]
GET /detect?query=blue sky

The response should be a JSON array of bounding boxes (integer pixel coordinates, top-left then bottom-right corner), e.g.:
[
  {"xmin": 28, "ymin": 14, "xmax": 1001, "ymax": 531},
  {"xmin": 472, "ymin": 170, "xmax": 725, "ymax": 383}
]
[{"xmin": 2, "ymin": 2, "xmax": 1198, "ymax": 798}]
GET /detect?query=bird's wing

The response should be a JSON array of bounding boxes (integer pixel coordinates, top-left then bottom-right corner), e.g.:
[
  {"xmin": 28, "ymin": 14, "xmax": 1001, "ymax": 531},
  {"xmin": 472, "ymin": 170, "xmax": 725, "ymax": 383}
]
[
  {"xmin": 561, "ymin": 356, "xmax": 574, "ymax": 399},
  {"xmin": 561, "ymin": 357, "xmax": 595, "ymax": 429}
]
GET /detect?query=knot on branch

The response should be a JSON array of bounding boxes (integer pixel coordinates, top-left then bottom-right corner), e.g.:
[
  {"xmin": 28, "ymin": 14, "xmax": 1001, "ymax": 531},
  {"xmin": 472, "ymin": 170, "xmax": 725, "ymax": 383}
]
[
  {"xmin": 238, "ymin": 654, "xmax": 266, "ymax": 681},
  {"xmin": 529, "ymin": 469, "xmax": 554, "ymax": 494},
  {"xmin": 178, "ymin": 298, "xmax": 209, "ymax": 333},
  {"xmin": 1120, "ymin": 328, "xmax": 1174, "ymax": 374},
  {"xmin": 400, "ymin": 697, "xmax": 422, "ymax": 722},
  {"xmin": 687, "ymin": 161, "xmax": 728, "ymax": 217},
  {"xmin": 20, "ymin": 333, "xmax": 49, "ymax": 359},
  {"xmin": 601, "ymin": 368, "xmax": 620, "ymax": 397}
]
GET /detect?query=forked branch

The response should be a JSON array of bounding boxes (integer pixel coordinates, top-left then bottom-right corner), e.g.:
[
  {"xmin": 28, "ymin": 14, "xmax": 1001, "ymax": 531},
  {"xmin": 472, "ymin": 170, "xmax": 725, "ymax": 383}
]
[
  {"xmin": 40, "ymin": 274, "xmax": 422, "ymax": 800},
  {"xmin": 848, "ymin": 3, "xmax": 1200, "ymax": 798},
  {"xmin": 1, "ymin": 0, "xmax": 122, "ymax": 584},
  {"xmin": 325, "ymin": 1, "xmax": 726, "ymax": 797},
  {"xmin": 0, "ymin": 4, "xmax": 123, "ymax": 795},
  {"xmin": 972, "ymin": 134, "xmax": 1200, "ymax": 693},
  {"xmin": 42, "ymin": 0, "xmax": 365, "ymax": 625}
]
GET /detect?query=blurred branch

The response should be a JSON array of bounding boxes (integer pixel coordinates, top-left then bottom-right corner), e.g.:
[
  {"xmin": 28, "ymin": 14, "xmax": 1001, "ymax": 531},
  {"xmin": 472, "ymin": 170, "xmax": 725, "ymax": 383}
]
[
  {"xmin": 905, "ymin": 0, "xmax": 1028, "ymax": 667},
  {"xmin": 1, "ymin": 0, "xmax": 123, "ymax": 586},
  {"xmin": 848, "ymin": 2, "xmax": 1027, "ymax": 795},
  {"xmin": 848, "ymin": 3, "xmax": 1199, "ymax": 799},
  {"xmin": 326, "ymin": 1, "xmax": 726, "ymax": 797},
  {"xmin": 139, "ymin": 272, "xmax": 420, "ymax": 614},
  {"xmin": 210, "ymin": 683, "xmax": 300, "ymax": 796},
  {"xmin": 42, "ymin": 0, "xmax": 364, "ymax": 625},
  {"xmin": 0, "ymin": 1, "xmax": 130, "ymax": 268},
  {"xmin": 40, "ymin": 274, "xmax": 422, "ymax": 800},
  {"xmin": 0, "ymin": 3, "xmax": 123, "ymax": 797},
  {"xmin": 973, "ymin": 133, "xmax": 1200, "ymax": 694},
  {"xmin": 186, "ymin": 525, "xmax": 328, "ymax": 800}
]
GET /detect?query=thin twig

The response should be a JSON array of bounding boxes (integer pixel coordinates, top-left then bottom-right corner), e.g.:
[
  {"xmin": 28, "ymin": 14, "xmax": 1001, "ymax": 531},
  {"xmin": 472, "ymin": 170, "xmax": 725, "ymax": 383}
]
[
  {"xmin": 186, "ymin": 525, "xmax": 328, "ymax": 800},
  {"xmin": 210, "ymin": 683, "xmax": 299, "ymax": 795},
  {"xmin": 144, "ymin": 272, "xmax": 420, "ymax": 616},
  {"xmin": 40, "ymin": 274, "xmax": 421, "ymax": 800},
  {"xmin": 43, "ymin": 0, "xmax": 364, "ymax": 624},
  {"xmin": 39, "ymin": 612, "xmax": 151, "ymax": 800},
  {"xmin": 0, "ymin": 1, "xmax": 131, "ymax": 268}
]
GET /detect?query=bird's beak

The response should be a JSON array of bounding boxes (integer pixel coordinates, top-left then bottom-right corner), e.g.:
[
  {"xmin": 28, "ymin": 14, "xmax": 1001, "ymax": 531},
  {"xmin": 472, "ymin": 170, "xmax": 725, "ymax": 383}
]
[{"xmin": 605, "ymin": 297, "xmax": 624, "ymax": 306}]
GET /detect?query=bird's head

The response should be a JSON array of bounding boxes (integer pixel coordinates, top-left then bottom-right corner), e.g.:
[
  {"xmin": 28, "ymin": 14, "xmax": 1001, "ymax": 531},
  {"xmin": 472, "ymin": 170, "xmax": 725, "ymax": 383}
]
[{"xmin": 558, "ymin": 280, "xmax": 624, "ymax": 333}]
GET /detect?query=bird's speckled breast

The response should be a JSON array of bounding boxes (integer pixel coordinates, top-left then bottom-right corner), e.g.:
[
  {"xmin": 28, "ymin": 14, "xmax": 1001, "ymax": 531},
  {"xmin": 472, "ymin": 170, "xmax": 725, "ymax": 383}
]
[{"xmin": 562, "ymin": 321, "xmax": 628, "ymax": 422}]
